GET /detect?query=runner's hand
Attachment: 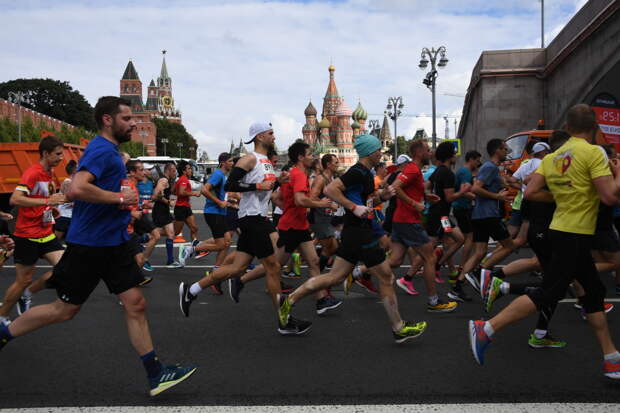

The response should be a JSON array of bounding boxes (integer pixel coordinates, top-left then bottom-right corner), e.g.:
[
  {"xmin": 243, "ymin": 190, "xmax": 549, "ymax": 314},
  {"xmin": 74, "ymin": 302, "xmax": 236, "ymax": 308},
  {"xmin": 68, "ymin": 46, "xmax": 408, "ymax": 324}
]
[
  {"xmin": 0, "ymin": 212, "xmax": 13, "ymax": 221},
  {"xmin": 218, "ymin": 200, "xmax": 229, "ymax": 209},
  {"xmin": 460, "ymin": 182, "xmax": 472, "ymax": 192},
  {"xmin": 0, "ymin": 235, "xmax": 15, "ymax": 252},
  {"xmin": 411, "ymin": 200, "xmax": 425, "ymax": 212},
  {"xmin": 48, "ymin": 193, "xmax": 66, "ymax": 206},
  {"xmin": 256, "ymin": 181, "xmax": 275, "ymax": 191},
  {"xmin": 425, "ymin": 193, "xmax": 440, "ymax": 203},
  {"xmin": 318, "ymin": 198, "xmax": 333, "ymax": 208},
  {"xmin": 497, "ymin": 189, "xmax": 511, "ymax": 202},
  {"xmin": 120, "ymin": 187, "xmax": 139, "ymax": 205},
  {"xmin": 278, "ymin": 171, "xmax": 290, "ymax": 184},
  {"xmin": 381, "ymin": 186, "xmax": 395, "ymax": 200},
  {"xmin": 351, "ymin": 205, "xmax": 371, "ymax": 218}
]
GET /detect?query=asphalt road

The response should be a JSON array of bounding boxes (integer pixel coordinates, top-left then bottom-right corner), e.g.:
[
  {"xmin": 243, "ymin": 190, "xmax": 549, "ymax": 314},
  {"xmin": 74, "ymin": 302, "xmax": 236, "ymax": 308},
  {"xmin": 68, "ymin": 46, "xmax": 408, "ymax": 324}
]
[{"xmin": 0, "ymin": 209, "xmax": 619, "ymax": 408}]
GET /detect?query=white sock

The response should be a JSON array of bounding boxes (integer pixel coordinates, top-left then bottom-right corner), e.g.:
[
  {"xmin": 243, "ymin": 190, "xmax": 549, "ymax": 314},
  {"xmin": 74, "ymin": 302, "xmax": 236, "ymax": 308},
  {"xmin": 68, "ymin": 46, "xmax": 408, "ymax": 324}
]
[
  {"xmin": 189, "ymin": 282, "xmax": 202, "ymax": 296},
  {"xmin": 352, "ymin": 266, "xmax": 362, "ymax": 278},
  {"xmin": 23, "ymin": 288, "xmax": 33, "ymax": 297},
  {"xmin": 428, "ymin": 295, "xmax": 439, "ymax": 306},
  {"xmin": 500, "ymin": 282, "xmax": 510, "ymax": 295},
  {"xmin": 483, "ymin": 321, "xmax": 495, "ymax": 337},
  {"xmin": 185, "ymin": 246, "xmax": 195, "ymax": 256},
  {"xmin": 534, "ymin": 329, "xmax": 547, "ymax": 339},
  {"xmin": 604, "ymin": 351, "xmax": 620, "ymax": 362}
]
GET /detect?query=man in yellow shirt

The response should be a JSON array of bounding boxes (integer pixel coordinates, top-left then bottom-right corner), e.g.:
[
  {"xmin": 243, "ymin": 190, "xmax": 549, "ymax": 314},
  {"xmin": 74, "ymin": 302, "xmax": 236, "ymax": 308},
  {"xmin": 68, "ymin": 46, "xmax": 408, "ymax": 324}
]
[{"xmin": 468, "ymin": 104, "xmax": 620, "ymax": 379}]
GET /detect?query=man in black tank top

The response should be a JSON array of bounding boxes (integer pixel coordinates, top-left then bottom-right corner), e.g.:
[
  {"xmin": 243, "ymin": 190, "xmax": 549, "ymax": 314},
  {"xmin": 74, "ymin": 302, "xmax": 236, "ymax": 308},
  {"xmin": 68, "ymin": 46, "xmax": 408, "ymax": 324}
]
[{"xmin": 152, "ymin": 163, "xmax": 180, "ymax": 267}]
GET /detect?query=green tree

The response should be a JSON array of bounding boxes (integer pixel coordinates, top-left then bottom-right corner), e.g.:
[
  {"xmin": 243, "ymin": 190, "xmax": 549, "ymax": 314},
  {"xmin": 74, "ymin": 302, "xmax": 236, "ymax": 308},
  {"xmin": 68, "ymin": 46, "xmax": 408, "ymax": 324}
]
[
  {"xmin": 154, "ymin": 118, "xmax": 197, "ymax": 159},
  {"xmin": 119, "ymin": 141, "xmax": 145, "ymax": 158},
  {"xmin": 385, "ymin": 136, "xmax": 409, "ymax": 160},
  {"xmin": 0, "ymin": 78, "xmax": 96, "ymax": 130}
]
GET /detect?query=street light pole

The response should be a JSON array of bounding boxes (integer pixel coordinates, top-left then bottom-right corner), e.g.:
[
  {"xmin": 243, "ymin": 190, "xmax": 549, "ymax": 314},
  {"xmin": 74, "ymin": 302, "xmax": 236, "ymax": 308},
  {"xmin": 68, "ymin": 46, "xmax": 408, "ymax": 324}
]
[
  {"xmin": 386, "ymin": 97, "xmax": 404, "ymax": 162},
  {"xmin": 139, "ymin": 130, "xmax": 148, "ymax": 156},
  {"xmin": 7, "ymin": 91, "xmax": 32, "ymax": 143},
  {"xmin": 161, "ymin": 138, "xmax": 168, "ymax": 156},
  {"xmin": 419, "ymin": 46, "xmax": 449, "ymax": 149},
  {"xmin": 177, "ymin": 142, "xmax": 183, "ymax": 158}
]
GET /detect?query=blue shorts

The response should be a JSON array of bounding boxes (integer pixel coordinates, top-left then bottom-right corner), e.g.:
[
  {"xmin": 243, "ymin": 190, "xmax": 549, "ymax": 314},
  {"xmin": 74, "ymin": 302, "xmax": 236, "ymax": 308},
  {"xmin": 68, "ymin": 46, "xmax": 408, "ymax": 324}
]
[
  {"xmin": 391, "ymin": 222, "xmax": 430, "ymax": 247},
  {"xmin": 371, "ymin": 218, "xmax": 386, "ymax": 239},
  {"xmin": 508, "ymin": 208, "xmax": 522, "ymax": 227}
]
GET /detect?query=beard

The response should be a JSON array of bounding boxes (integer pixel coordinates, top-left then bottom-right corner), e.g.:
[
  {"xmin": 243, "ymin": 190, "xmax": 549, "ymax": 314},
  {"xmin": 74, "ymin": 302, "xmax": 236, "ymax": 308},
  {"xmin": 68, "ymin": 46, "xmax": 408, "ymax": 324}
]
[{"xmin": 113, "ymin": 125, "xmax": 133, "ymax": 143}]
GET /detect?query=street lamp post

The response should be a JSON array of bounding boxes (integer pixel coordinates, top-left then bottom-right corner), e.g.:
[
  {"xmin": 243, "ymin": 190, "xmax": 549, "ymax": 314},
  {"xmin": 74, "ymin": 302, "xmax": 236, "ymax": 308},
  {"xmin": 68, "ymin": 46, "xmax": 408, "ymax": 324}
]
[
  {"xmin": 139, "ymin": 130, "xmax": 148, "ymax": 156},
  {"xmin": 419, "ymin": 46, "xmax": 449, "ymax": 149},
  {"xmin": 7, "ymin": 91, "xmax": 33, "ymax": 143},
  {"xmin": 161, "ymin": 138, "xmax": 168, "ymax": 156},
  {"xmin": 385, "ymin": 97, "xmax": 404, "ymax": 162},
  {"xmin": 177, "ymin": 142, "xmax": 183, "ymax": 158},
  {"xmin": 367, "ymin": 119, "xmax": 380, "ymax": 137}
]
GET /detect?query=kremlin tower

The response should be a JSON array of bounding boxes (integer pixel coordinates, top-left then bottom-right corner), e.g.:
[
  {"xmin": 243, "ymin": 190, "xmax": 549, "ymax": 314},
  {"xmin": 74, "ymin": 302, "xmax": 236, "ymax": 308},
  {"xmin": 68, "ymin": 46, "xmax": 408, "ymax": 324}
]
[{"xmin": 301, "ymin": 65, "xmax": 365, "ymax": 169}]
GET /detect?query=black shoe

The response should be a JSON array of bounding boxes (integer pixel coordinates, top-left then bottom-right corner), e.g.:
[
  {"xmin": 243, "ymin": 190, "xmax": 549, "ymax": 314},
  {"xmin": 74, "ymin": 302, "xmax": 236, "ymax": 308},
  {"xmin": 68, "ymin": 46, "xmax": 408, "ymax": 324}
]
[
  {"xmin": 178, "ymin": 282, "xmax": 196, "ymax": 317},
  {"xmin": 228, "ymin": 276, "xmax": 244, "ymax": 303},
  {"xmin": 464, "ymin": 271, "xmax": 481, "ymax": 295},
  {"xmin": 447, "ymin": 283, "xmax": 472, "ymax": 302},
  {"xmin": 278, "ymin": 316, "xmax": 312, "ymax": 336},
  {"xmin": 316, "ymin": 295, "xmax": 342, "ymax": 315}
]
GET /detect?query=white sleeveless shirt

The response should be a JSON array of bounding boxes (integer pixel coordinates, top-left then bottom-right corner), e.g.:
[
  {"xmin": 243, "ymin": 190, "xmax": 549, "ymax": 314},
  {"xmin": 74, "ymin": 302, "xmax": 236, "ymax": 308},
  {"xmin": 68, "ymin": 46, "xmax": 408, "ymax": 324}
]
[{"xmin": 239, "ymin": 152, "xmax": 276, "ymax": 218}]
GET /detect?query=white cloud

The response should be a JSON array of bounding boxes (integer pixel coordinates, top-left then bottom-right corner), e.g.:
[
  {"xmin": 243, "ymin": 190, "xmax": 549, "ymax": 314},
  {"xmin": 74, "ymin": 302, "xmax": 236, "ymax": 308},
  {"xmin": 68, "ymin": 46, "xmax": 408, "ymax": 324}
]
[{"xmin": 0, "ymin": 0, "xmax": 584, "ymax": 158}]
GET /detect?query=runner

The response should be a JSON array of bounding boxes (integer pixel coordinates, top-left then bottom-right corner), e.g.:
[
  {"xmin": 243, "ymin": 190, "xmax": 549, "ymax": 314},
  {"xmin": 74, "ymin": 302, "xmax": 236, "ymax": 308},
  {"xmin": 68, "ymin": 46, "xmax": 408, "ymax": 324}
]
[
  {"xmin": 178, "ymin": 122, "xmax": 308, "ymax": 334},
  {"xmin": 0, "ymin": 96, "xmax": 197, "ymax": 395},
  {"xmin": 278, "ymin": 134, "xmax": 428, "ymax": 343},
  {"xmin": 0, "ymin": 136, "xmax": 66, "ymax": 324},
  {"xmin": 229, "ymin": 141, "xmax": 341, "ymax": 314},
  {"xmin": 135, "ymin": 166, "xmax": 160, "ymax": 272},
  {"xmin": 470, "ymin": 104, "xmax": 620, "ymax": 379},
  {"xmin": 54, "ymin": 160, "xmax": 77, "ymax": 240},
  {"xmin": 152, "ymin": 163, "xmax": 182, "ymax": 268},
  {"xmin": 310, "ymin": 154, "xmax": 340, "ymax": 272},
  {"xmin": 173, "ymin": 160, "xmax": 201, "ymax": 245}
]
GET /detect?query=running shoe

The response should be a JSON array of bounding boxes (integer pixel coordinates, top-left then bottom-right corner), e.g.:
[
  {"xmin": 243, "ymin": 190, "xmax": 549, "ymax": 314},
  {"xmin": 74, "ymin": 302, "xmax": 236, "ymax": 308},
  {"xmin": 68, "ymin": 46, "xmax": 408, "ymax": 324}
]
[
  {"xmin": 278, "ymin": 316, "xmax": 312, "ymax": 336},
  {"xmin": 464, "ymin": 271, "xmax": 481, "ymax": 296},
  {"xmin": 211, "ymin": 283, "xmax": 223, "ymax": 295},
  {"xmin": 316, "ymin": 295, "xmax": 342, "ymax": 315},
  {"xmin": 393, "ymin": 321, "xmax": 427, "ymax": 344},
  {"xmin": 604, "ymin": 359, "xmax": 620, "ymax": 379},
  {"xmin": 228, "ymin": 276, "xmax": 244, "ymax": 303},
  {"xmin": 139, "ymin": 276, "xmax": 153, "ymax": 287},
  {"xmin": 149, "ymin": 364, "xmax": 198, "ymax": 397},
  {"xmin": 179, "ymin": 245, "xmax": 194, "ymax": 267},
  {"xmin": 282, "ymin": 270, "xmax": 302, "ymax": 279},
  {"xmin": 468, "ymin": 320, "xmax": 492, "ymax": 365},
  {"xmin": 142, "ymin": 261, "xmax": 154, "ymax": 272},
  {"xmin": 0, "ymin": 316, "xmax": 10, "ymax": 327},
  {"xmin": 427, "ymin": 299, "xmax": 458, "ymax": 313},
  {"xmin": 434, "ymin": 271, "xmax": 445, "ymax": 284},
  {"xmin": 396, "ymin": 277, "xmax": 419, "ymax": 295},
  {"xmin": 483, "ymin": 277, "xmax": 504, "ymax": 313},
  {"xmin": 527, "ymin": 333, "xmax": 567, "ymax": 349},
  {"xmin": 580, "ymin": 303, "xmax": 614, "ymax": 320},
  {"xmin": 447, "ymin": 283, "xmax": 471, "ymax": 302},
  {"xmin": 166, "ymin": 260, "xmax": 183, "ymax": 269},
  {"xmin": 292, "ymin": 252, "xmax": 302, "ymax": 276},
  {"xmin": 195, "ymin": 251, "xmax": 209, "ymax": 259},
  {"xmin": 355, "ymin": 276, "xmax": 378, "ymax": 294},
  {"xmin": 16, "ymin": 294, "xmax": 32, "ymax": 316},
  {"xmin": 479, "ymin": 268, "xmax": 493, "ymax": 299},
  {"xmin": 192, "ymin": 239, "xmax": 200, "ymax": 247},
  {"xmin": 178, "ymin": 282, "xmax": 196, "ymax": 317},
  {"xmin": 278, "ymin": 294, "xmax": 292, "ymax": 327},
  {"xmin": 343, "ymin": 273, "xmax": 354, "ymax": 295}
]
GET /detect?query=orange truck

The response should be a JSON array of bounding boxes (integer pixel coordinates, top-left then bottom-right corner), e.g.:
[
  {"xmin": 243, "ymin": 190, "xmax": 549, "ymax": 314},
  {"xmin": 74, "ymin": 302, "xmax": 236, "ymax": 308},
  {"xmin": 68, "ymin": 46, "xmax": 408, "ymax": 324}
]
[{"xmin": 0, "ymin": 140, "xmax": 85, "ymax": 212}]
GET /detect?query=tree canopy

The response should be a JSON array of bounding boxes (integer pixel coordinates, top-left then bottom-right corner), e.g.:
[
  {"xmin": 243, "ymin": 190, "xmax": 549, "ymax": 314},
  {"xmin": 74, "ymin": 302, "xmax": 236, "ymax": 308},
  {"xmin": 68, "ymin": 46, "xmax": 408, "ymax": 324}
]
[
  {"xmin": 385, "ymin": 136, "xmax": 409, "ymax": 160},
  {"xmin": 0, "ymin": 78, "xmax": 96, "ymax": 130},
  {"xmin": 154, "ymin": 118, "xmax": 197, "ymax": 159}
]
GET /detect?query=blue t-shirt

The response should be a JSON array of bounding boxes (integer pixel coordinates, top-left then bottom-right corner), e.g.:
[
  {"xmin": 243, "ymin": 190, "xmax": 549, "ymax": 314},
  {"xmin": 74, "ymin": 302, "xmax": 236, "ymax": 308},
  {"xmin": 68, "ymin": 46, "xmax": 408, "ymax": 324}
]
[
  {"xmin": 203, "ymin": 169, "xmax": 227, "ymax": 215},
  {"xmin": 472, "ymin": 161, "xmax": 502, "ymax": 219},
  {"xmin": 136, "ymin": 179, "xmax": 154, "ymax": 208},
  {"xmin": 66, "ymin": 136, "xmax": 130, "ymax": 246},
  {"xmin": 452, "ymin": 167, "xmax": 473, "ymax": 211},
  {"xmin": 421, "ymin": 165, "xmax": 437, "ymax": 215}
]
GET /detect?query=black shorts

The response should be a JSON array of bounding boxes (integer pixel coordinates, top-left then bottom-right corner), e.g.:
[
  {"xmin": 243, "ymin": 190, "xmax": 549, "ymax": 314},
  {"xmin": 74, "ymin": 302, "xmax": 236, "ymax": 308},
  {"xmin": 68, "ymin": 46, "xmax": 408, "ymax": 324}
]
[
  {"xmin": 226, "ymin": 208, "xmax": 239, "ymax": 231},
  {"xmin": 336, "ymin": 225, "xmax": 385, "ymax": 268},
  {"xmin": 47, "ymin": 242, "xmax": 143, "ymax": 305},
  {"xmin": 472, "ymin": 217, "xmax": 509, "ymax": 243},
  {"xmin": 453, "ymin": 209, "xmax": 473, "ymax": 234},
  {"xmin": 127, "ymin": 233, "xmax": 144, "ymax": 256},
  {"xmin": 272, "ymin": 213, "xmax": 282, "ymax": 228},
  {"xmin": 204, "ymin": 213, "xmax": 228, "ymax": 239},
  {"xmin": 527, "ymin": 222, "xmax": 552, "ymax": 273},
  {"xmin": 425, "ymin": 213, "xmax": 454, "ymax": 238},
  {"xmin": 174, "ymin": 205, "xmax": 193, "ymax": 221},
  {"xmin": 54, "ymin": 217, "xmax": 71, "ymax": 234},
  {"xmin": 591, "ymin": 229, "xmax": 620, "ymax": 253},
  {"xmin": 152, "ymin": 204, "xmax": 173, "ymax": 227},
  {"xmin": 12, "ymin": 235, "xmax": 64, "ymax": 266},
  {"xmin": 277, "ymin": 229, "xmax": 312, "ymax": 253},
  {"xmin": 133, "ymin": 215, "xmax": 156, "ymax": 235},
  {"xmin": 237, "ymin": 216, "xmax": 277, "ymax": 259}
]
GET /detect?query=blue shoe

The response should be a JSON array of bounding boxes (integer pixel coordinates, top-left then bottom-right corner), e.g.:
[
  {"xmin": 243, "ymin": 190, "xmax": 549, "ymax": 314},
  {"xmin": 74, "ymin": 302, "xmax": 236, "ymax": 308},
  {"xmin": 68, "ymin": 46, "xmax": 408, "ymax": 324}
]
[
  {"xmin": 143, "ymin": 261, "xmax": 154, "ymax": 272},
  {"xmin": 16, "ymin": 294, "xmax": 32, "ymax": 316},
  {"xmin": 192, "ymin": 239, "xmax": 200, "ymax": 247},
  {"xmin": 149, "ymin": 364, "xmax": 197, "ymax": 396},
  {"xmin": 468, "ymin": 320, "xmax": 492, "ymax": 365}
]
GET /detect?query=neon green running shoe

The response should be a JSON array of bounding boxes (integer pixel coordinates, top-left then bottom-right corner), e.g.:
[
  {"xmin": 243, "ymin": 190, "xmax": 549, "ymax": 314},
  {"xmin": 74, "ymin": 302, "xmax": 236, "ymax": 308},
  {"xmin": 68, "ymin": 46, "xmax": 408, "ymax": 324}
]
[
  {"xmin": 278, "ymin": 294, "xmax": 292, "ymax": 327},
  {"xmin": 528, "ymin": 333, "xmax": 567, "ymax": 349},
  {"xmin": 393, "ymin": 321, "xmax": 427, "ymax": 344},
  {"xmin": 292, "ymin": 253, "xmax": 301, "ymax": 276},
  {"xmin": 484, "ymin": 276, "xmax": 504, "ymax": 313},
  {"xmin": 343, "ymin": 273, "xmax": 353, "ymax": 295}
]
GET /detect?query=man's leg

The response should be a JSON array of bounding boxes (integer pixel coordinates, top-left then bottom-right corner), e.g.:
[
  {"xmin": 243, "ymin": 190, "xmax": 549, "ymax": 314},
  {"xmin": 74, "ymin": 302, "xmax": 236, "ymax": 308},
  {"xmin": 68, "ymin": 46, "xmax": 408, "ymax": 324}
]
[
  {"xmin": 2, "ymin": 299, "xmax": 81, "ymax": 337},
  {"xmin": 25, "ymin": 249, "xmax": 64, "ymax": 296},
  {"xmin": 185, "ymin": 215, "xmax": 199, "ymax": 242},
  {"xmin": 119, "ymin": 287, "xmax": 154, "ymax": 355},
  {"xmin": 288, "ymin": 257, "xmax": 353, "ymax": 306},
  {"xmin": 143, "ymin": 229, "xmax": 161, "ymax": 263},
  {"xmin": 0, "ymin": 264, "xmax": 36, "ymax": 318},
  {"xmin": 298, "ymin": 240, "xmax": 329, "ymax": 301}
]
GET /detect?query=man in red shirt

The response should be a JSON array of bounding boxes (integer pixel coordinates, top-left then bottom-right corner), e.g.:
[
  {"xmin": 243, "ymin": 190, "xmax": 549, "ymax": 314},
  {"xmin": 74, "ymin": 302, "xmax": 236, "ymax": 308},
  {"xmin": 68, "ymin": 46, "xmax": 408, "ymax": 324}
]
[
  {"xmin": 0, "ymin": 136, "xmax": 67, "ymax": 326},
  {"xmin": 228, "ymin": 142, "xmax": 341, "ymax": 313},
  {"xmin": 390, "ymin": 139, "xmax": 457, "ymax": 312},
  {"xmin": 173, "ymin": 161, "xmax": 200, "ymax": 244}
]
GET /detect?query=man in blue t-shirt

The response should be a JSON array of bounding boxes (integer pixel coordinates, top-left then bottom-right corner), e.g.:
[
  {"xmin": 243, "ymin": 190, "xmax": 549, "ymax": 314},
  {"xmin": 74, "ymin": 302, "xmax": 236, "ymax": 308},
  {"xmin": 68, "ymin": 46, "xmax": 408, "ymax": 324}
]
[
  {"xmin": 179, "ymin": 153, "xmax": 234, "ymax": 278},
  {"xmin": 0, "ymin": 96, "xmax": 197, "ymax": 396},
  {"xmin": 455, "ymin": 139, "xmax": 514, "ymax": 297}
]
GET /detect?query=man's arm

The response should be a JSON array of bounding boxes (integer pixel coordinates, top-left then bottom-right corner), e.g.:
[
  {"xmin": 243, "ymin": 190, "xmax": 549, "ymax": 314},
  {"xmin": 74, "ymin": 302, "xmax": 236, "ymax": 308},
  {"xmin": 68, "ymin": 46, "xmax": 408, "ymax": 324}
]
[
  {"xmin": 472, "ymin": 179, "xmax": 509, "ymax": 202},
  {"xmin": 309, "ymin": 174, "xmax": 325, "ymax": 200},
  {"xmin": 224, "ymin": 154, "xmax": 273, "ymax": 192},
  {"xmin": 67, "ymin": 170, "xmax": 137, "ymax": 205},
  {"xmin": 10, "ymin": 189, "xmax": 65, "ymax": 208},
  {"xmin": 390, "ymin": 179, "xmax": 424, "ymax": 212},
  {"xmin": 523, "ymin": 173, "xmax": 554, "ymax": 203},
  {"xmin": 177, "ymin": 179, "xmax": 199, "ymax": 197},
  {"xmin": 294, "ymin": 191, "xmax": 333, "ymax": 209}
]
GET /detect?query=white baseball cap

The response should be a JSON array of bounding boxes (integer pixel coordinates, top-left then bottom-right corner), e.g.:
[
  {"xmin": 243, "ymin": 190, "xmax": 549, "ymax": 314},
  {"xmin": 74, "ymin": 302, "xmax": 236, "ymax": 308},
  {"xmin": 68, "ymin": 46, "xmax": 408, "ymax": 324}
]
[
  {"xmin": 396, "ymin": 154, "xmax": 412, "ymax": 165},
  {"xmin": 532, "ymin": 142, "xmax": 551, "ymax": 154},
  {"xmin": 246, "ymin": 122, "xmax": 273, "ymax": 144}
]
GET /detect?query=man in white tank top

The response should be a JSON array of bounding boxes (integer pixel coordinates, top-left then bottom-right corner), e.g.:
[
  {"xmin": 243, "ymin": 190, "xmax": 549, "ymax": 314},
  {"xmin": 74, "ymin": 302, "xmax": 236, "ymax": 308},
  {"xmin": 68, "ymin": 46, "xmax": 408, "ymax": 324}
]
[{"xmin": 179, "ymin": 122, "xmax": 312, "ymax": 335}]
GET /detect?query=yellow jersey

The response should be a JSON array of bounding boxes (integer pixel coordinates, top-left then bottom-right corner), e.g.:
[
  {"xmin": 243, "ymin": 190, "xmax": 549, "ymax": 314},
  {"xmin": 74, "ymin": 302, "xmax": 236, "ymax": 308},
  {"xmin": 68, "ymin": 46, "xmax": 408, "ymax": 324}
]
[{"xmin": 536, "ymin": 137, "xmax": 610, "ymax": 235}]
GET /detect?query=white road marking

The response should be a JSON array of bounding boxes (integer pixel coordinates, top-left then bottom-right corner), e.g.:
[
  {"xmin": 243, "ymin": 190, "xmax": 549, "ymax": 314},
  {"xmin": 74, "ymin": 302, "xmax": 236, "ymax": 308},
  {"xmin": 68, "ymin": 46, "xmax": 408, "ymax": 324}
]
[{"xmin": 0, "ymin": 404, "xmax": 618, "ymax": 413}]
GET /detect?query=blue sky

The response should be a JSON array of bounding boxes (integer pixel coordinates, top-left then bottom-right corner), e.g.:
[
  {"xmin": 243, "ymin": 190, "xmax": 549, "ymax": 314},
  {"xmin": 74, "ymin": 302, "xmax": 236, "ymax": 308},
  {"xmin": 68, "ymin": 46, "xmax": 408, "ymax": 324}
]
[{"xmin": 0, "ymin": 0, "xmax": 587, "ymax": 158}]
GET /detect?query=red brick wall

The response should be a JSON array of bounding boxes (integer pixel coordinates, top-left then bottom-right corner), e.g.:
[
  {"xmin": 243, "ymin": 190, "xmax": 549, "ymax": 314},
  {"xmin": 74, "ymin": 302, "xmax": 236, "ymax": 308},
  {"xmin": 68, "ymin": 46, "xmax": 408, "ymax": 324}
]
[{"xmin": 0, "ymin": 98, "xmax": 76, "ymax": 132}]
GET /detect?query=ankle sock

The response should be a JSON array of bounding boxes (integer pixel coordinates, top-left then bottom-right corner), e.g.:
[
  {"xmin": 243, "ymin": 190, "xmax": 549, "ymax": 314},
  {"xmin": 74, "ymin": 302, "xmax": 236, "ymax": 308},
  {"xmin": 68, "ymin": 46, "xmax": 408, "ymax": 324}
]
[
  {"xmin": 428, "ymin": 295, "xmax": 439, "ymax": 306},
  {"xmin": 500, "ymin": 282, "xmax": 510, "ymax": 295},
  {"xmin": 483, "ymin": 321, "xmax": 495, "ymax": 337},
  {"xmin": 23, "ymin": 288, "xmax": 32, "ymax": 298},
  {"xmin": 189, "ymin": 282, "xmax": 202, "ymax": 296},
  {"xmin": 0, "ymin": 324, "xmax": 14, "ymax": 342},
  {"xmin": 604, "ymin": 351, "xmax": 620, "ymax": 363},
  {"xmin": 533, "ymin": 329, "xmax": 547, "ymax": 339},
  {"xmin": 352, "ymin": 266, "xmax": 362, "ymax": 278},
  {"xmin": 165, "ymin": 239, "xmax": 174, "ymax": 263},
  {"xmin": 140, "ymin": 350, "xmax": 163, "ymax": 378}
]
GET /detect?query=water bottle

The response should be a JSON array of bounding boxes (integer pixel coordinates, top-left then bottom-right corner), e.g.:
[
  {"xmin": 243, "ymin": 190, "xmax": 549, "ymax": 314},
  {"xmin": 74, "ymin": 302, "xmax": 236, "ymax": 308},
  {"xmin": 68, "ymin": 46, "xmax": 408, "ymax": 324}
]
[{"xmin": 120, "ymin": 179, "xmax": 132, "ymax": 210}]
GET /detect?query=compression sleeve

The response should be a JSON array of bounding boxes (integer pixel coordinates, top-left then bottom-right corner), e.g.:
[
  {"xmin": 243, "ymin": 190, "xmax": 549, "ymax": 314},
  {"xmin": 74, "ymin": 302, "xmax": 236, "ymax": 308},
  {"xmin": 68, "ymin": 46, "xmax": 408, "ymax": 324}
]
[{"xmin": 225, "ymin": 167, "xmax": 257, "ymax": 192}]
